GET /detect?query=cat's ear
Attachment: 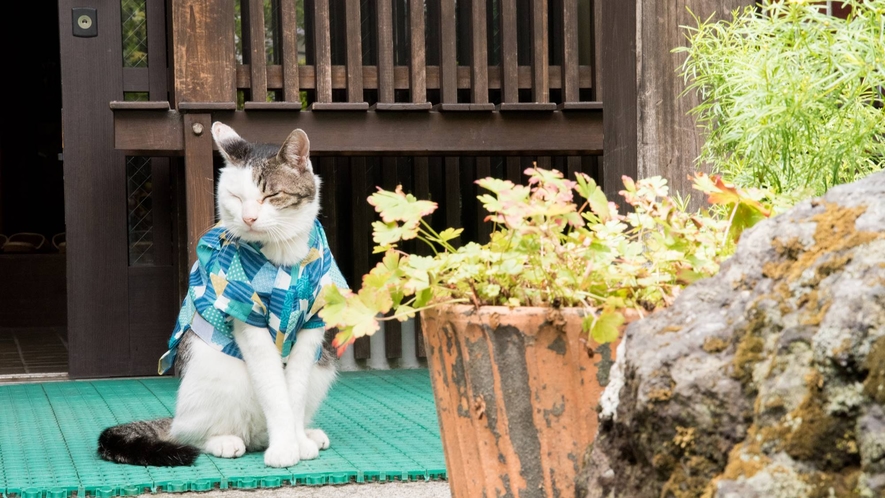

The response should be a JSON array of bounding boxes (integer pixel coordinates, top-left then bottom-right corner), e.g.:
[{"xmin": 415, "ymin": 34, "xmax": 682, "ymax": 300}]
[
  {"xmin": 277, "ymin": 129, "xmax": 311, "ymax": 173},
  {"xmin": 211, "ymin": 122, "xmax": 250, "ymax": 166}
]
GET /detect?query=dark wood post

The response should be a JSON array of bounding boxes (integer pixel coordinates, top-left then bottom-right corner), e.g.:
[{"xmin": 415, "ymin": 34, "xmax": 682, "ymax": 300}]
[
  {"xmin": 602, "ymin": 1, "xmax": 752, "ymax": 205},
  {"xmin": 172, "ymin": 0, "xmax": 236, "ymax": 264}
]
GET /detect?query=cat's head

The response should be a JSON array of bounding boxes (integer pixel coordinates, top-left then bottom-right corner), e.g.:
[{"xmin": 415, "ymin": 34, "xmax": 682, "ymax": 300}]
[{"xmin": 211, "ymin": 122, "xmax": 320, "ymax": 244}]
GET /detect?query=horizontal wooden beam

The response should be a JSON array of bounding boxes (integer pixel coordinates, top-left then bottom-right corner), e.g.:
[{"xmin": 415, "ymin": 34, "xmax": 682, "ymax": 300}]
[{"xmin": 113, "ymin": 109, "xmax": 603, "ymax": 156}]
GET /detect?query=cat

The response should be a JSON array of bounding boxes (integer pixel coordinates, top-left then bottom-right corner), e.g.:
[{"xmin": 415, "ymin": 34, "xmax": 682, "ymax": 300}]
[{"xmin": 97, "ymin": 122, "xmax": 348, "ymax": 468}]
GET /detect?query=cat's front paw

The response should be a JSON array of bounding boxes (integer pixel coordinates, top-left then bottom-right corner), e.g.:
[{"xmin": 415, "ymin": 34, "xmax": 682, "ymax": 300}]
[
  {"xmin": 297, "ymin": 436, "xmax": 319, "ymax": 460},
  {"xmin": 305, "ymin": 428, "xmax": 330, "ymax": 450},
  {"xmin": 204, "ymin": 435, "xmax": 246, "ymax": 459},
  {"xmin": 264, "ymin": 444, "xmax": 300, "ymax": 467}
]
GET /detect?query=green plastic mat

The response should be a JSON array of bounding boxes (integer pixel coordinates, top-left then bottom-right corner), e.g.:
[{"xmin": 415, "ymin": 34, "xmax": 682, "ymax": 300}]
[{"xmin": 0, "ymin": 370, "xmax": 446, "ymax": 497}]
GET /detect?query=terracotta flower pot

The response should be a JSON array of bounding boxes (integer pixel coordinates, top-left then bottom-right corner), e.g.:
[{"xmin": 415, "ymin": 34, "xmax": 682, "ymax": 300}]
[{"xmin": 420, "ymin": 305, "xmax": 624, "ymax": 498}]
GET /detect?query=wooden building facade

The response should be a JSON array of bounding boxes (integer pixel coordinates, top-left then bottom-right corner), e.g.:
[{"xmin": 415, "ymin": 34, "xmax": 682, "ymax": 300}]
[{"xmin": 45, "ymin": 0, "xmax": 796, "ymax": 378}]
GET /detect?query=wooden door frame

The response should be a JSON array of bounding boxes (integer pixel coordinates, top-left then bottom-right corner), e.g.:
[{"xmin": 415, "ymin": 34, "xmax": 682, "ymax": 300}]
[{"xmin": 59, "ymin": 0, "xmax": 130, "ymax": 377}]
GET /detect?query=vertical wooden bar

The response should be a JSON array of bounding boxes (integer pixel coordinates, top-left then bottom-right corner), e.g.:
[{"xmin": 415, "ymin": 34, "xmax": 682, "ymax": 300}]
[
  {"xmin": 380, "ymin": 158, "xmax": 402, "ymax": 360},
  {"xmin": 506, "ymin": 157, "xmax": 522, "ymax": 183},
  {"xmin": 314, "ymin": 0, "xmax": 334, "ymax": 102},
  {"xmin": 530, "ymin": 0, "xmax": 549, "ymax": 102},
  {"xmin": 500, "ymin": 0, "xmax": 518, "ymax": 103},
  {"xmin": 591, "ymin": 0, "xmax": 603, "ymax": 100},
  {"xmin": 280, "ymin": 0, "xmax": 302, "ymax": 101},
  {"xmin": 413, "ymin": 157, "xmax": 430, "ymax": 204},
  {"xmin": 377, "ymin": 0, "xmax": 395, "ymax": 102},
  {"xmin": 345, "ymin": 0, "xmax": 364, "ymax": 102},
  {"xmin": 146, "ymin": 0, "xmax": 168, "ymax": 100},
  {"xmin": 183, "ymin": 114, "xmax": 216, "ymax": 267},
  {"xmin": 59, "ymin": 0, "xmax": 129, "ymax": 377},
  {"xmin": 173, "ymin": 0, "xmax": 236, "ymax": 105},
  {"xmin": 562, "ymin": 0, "xmax": 579, "ymax": 102},
  {"xmin": 567, "ymin": 156, "xmax": 582, "ymax": 180},
  {"xmin": 475, "ymin": 157, "xmax": 491, "ymax": 243},
  {"xmin": 247, "ymin": 0, "xmax": 268, "ymax": 101},
  {"xmin": 444, "ymin": 157, "xmax": 461, "ymax": 230},
  {"xmin": 409, "ymin": 0, "xmax": 428, "ymax": 102},
  {"xmin": 536, "ymin": 156, "xmax": 552, "ymax": 169},
  {"xmin": 351, "ymin": 157, "xmax": 371, "ymax": 359},
  {"xmin": 318, "ymin": 157, "xmax": 339, "ymax": 257},
  {"xmin": 439, "ymin": 0, "xmax": 458, "ymax": 103},
  {"xmin": 470, "ymin": 0, "xmax": 489, "ymax": 103}
]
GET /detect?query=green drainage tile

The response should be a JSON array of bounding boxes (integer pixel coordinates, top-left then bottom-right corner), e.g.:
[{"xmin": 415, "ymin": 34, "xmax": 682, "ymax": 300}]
[{"xmin": 0, "ymin": 369, "xmax": 447, "ymax": 497}]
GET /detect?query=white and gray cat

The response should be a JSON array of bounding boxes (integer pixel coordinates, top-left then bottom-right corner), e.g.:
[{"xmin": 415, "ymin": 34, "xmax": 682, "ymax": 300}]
[{"xmin": 98, "ymin": 122, "xmax": 342, "ymax": 468}]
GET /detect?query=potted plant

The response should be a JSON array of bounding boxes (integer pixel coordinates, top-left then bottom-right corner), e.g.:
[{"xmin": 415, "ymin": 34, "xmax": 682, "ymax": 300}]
[{"xmin": 319, "ymin": 167, "xmax": 770, "ymax": 498}]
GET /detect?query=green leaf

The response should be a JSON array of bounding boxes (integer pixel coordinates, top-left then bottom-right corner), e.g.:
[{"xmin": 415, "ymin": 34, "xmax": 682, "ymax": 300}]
[
  {"xmin": 367, "ymin": 186, "xmax": 438, "ymax": 224},
  {"xmin": 589, "ymin": 310, "xmax": 624, "ymax": 344}
]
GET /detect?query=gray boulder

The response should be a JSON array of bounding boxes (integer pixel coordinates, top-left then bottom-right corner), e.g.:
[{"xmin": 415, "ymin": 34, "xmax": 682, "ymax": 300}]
[{"xmin": 577, "ymin": 171, "xmax": 885, "ymax": 497}]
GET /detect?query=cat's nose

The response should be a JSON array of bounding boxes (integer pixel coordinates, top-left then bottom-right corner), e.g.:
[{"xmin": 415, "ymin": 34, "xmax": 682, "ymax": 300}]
[{"xmin": 243, "ymin": 216, "xmax": 257, "ymax": 226}]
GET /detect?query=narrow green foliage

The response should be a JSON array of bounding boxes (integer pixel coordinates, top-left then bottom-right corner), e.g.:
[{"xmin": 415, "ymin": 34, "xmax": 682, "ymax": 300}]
[
  {"xmin": 678, "ymin": 0, "xmax": 885, "ymax": 196},
  {"xmin": 321, "ymin": 168, "xmax": 775, "ymax": 355}
]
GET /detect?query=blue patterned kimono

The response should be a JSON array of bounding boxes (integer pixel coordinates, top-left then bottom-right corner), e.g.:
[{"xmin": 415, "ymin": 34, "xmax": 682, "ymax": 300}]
[{"xmin": 158, "ymin": 220, "xmax": 348, "ymax": 374}]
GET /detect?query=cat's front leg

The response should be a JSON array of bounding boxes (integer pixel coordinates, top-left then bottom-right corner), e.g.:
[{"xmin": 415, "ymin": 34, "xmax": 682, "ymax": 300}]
[
  {"xmin": 232, "ymin": 320, "xmax": 300, "ymax": 467},
  {"xmin": 283, "ymin": 328, "xmax": 328, "ymax": 460}
]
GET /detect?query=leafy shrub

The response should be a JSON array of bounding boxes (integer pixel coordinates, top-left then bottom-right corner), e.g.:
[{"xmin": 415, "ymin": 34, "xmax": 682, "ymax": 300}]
[
  {"xmin": 320, "ymin": 168, "xmax": 773, "ymax": 354},
  {"xmin": 679, "ymin": 0, "xmax": 885, "ymax": 196}
]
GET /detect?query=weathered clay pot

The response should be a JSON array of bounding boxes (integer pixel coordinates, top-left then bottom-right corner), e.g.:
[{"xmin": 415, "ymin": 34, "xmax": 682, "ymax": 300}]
[{"xmin": 420, "ymin": 305, "xmax": 620, "ymax": 498}]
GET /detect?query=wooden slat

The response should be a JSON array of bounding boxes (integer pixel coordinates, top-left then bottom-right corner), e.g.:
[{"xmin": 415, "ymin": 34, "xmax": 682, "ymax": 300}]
[
  {"xmin": 244, "ymin": 102, "xmax": 305, "ymax": 110},
  {"xmin": 146, "ymin": 0, "xmax": 168, "ymax": 99},
  {"xmin": 345, "ymin": 0, "xmax": 364, "ymax": 102},
  {"xmin": 246, "ymin": 0, "xmax": 268, "ymax": 101},
  {"xmin": 351, "ymin": 156, "xmax": 371, "ymax": 360},
  {"xmin": 374, "ymin": 102, "xmax": 433, "ymax": 111},
  {"xmin": 436, "ymin": 103, "xmax": 496, "ymax": 111},
  {"xmin": 178, "ymin": 102, "xmax": 238, "ymax": 111},
  {"xmin": 566, "ymin": 156, "xmax": 581, "ymax": 180},
  {"xmin": 183, "ymin": 114, "xmax": 216, "ymax": 267},
  {"xmin": 470, "ymin": 0, "xmax": 489, "ymax": 103},
  {"xmin": 317, "ymin": 157, "xmax": 340, "ymax": 257},
  {"xmin": 114, "ymin": 109, "xmax": 605, "ymax": 155},
  {"xmin": 444, "ymin": 157, "xmax": 461, "ymax": 230},
  {"xmin": 498, "ymin": 102, "xmax": 556, "ymax": 111},
  {"xmin": 110, "ymin": 101, "xmax": 171, "ymax": 110},
  {"xmin": 500, "ymin": 0, "xmax": 519, "ymax": 103},
  {"xmin": 506, "ymin": 156, "xmax": 522, "ymax": 183},
  {"xmin": 475, "ymin": 157, "xmax": 492, "ymax": 243},
  {"xmin": 377, "ymin": 0, "xmax": 395, "ymax": 102},
  {"xmin": 381, "ymin": 157, "xmax": 402, "ymax": 359},
  {"xmin": 531, "ymin": 0, "xmax": 549, "ymax": 102},
  {"xmin": 536, "ymin": 156, "xmax": 552, "ymax": 169},
  {"xmin": 280, "ymin": 0, "xmax": 301, "ymax": 101},
  {"xmin": 410, "ymin": 0, "xmax": 428, "ymax": 102},
  {"xmin": 172, "ymin": 0, "xmax": 236, "ymax": 106},
  {"xmin": 314, "ymin": 0, "xmax": 333, "ymax": 102},
  {"xmin": 439, "ymin": 0, "xmax": 458, "ymax": 103},
  {"xmin": 592, "ymin": 0, "xmax": 603, "ymax": 101},
  {"xmin": 601, "ymin": 0, "xmax": 636, "ymax": 197},
  {"xmin": 562, "ymin": 0, "xmax": 579, "ymax": 102},
  {"xmin": 559, "ymin": 101, "xmax": 603, "ymax": 111},
  {"xmin": 310, "ymin": 102, "xmax": 370, "ymax": 111}
]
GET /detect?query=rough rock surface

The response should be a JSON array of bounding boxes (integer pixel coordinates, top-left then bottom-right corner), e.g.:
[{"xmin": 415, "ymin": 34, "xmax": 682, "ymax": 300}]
[{"xmin": 577, "ymin": 172, "xmax": 885, "ymax": 497}]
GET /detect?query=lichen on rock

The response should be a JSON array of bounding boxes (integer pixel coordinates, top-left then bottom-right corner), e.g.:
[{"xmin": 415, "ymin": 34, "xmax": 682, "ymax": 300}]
[{"xmin": 577, "ymin": 172, "xmax": 885, "ymax": 498}]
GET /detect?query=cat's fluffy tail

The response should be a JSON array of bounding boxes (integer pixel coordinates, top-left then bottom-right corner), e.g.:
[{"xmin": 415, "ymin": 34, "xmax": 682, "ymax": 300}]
[{"xmin": 98, "ymin": 418, "xmax": 200, "ymax": 466}]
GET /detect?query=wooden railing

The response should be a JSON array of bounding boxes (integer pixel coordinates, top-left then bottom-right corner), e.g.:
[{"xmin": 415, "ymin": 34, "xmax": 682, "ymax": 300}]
[{"xmin": 231, "ymin": 0, "xmax": 601, "ymax": 109}]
